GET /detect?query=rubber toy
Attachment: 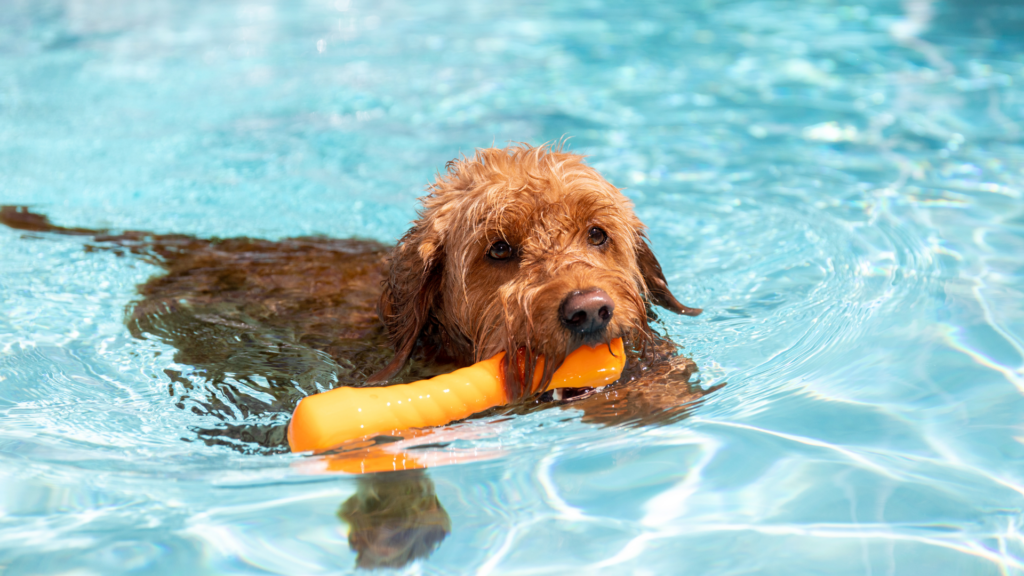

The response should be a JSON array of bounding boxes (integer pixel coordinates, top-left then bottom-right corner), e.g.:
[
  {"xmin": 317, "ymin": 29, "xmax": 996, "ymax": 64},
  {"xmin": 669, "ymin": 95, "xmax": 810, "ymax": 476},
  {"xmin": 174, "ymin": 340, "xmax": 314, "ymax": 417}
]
[{"xmin": 288, "ymin": 338, "xmax": 625, "ymax": 453}]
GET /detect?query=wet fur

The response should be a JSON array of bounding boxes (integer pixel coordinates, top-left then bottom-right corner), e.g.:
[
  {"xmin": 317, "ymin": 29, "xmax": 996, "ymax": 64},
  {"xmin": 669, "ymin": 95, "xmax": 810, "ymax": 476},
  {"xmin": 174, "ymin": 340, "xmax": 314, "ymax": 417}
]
[
  {"xmin": 0, "ymin": 144, "xmax": 708, "ymax": 452},
  {"xmin": 3, "ymin": 146, "xmax": 714, "ymax": 570},
  {"xmin": 375, "ymin": 144, "xmax": 700, "ymax": 399}
]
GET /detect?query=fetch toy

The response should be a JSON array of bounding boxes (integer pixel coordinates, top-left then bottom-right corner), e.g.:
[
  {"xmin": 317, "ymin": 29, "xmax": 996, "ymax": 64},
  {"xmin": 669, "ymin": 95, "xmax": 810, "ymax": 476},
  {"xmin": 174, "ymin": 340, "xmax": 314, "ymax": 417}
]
[{"xmin": 288, "ymin": 338, "xmax": 625, "ymax": 453}]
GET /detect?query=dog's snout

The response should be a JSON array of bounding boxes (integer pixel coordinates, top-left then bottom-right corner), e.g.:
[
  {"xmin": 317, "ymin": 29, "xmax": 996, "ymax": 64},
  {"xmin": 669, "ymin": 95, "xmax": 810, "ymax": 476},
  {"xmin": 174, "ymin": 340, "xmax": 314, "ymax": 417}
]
[{"xmin": 560, "ymin": 288, "xmax": 614, "ymax": 335}]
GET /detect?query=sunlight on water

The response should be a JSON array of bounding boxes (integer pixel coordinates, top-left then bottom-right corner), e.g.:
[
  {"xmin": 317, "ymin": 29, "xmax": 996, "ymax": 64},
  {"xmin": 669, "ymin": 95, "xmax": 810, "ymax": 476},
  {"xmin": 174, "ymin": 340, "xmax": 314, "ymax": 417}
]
[{"xmin": 2, "ymin": 0, "xmax": 1024, "ymax": 574}]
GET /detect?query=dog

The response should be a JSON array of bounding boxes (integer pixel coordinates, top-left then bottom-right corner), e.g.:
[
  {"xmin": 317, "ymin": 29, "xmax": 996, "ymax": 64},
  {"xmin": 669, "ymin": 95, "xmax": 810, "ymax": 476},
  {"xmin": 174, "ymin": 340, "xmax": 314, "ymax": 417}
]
[
  {"xmin": 374, "ymin": 144, "xmax": 702, "ymax": 396},
  {"xmin": 3, "ymin": 143, "xmax": 714, "ymax": 568},
  {"xmin": 1, "ymin": 143, "xmax": 708, "ymax": 452}
]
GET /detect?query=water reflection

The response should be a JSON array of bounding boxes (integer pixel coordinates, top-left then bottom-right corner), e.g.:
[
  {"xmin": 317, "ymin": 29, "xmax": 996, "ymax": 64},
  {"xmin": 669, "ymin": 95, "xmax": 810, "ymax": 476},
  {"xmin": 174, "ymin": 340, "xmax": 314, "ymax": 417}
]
[{"xmin": 338, "ymin": 470, "xmax": 451, "ymax": 570}]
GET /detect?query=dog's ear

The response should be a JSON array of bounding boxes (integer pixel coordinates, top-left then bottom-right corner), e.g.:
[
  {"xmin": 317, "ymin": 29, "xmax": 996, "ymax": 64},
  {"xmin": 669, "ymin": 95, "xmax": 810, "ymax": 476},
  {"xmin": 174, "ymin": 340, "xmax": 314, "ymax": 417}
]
[
  {"xmin": 368, "ymin": 227, "xmax": 444, "ymax": 383},
  {"xmin": 637, "ymin": 238, "xmax": 702, "ymax": 316}
]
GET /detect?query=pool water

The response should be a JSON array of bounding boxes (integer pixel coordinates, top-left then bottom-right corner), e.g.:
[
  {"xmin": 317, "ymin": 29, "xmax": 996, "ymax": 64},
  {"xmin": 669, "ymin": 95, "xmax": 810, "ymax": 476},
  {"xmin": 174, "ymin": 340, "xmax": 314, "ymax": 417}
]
[{"xmin": 2, "ymin": 0, "xmax": 1024, "ymax": 573}]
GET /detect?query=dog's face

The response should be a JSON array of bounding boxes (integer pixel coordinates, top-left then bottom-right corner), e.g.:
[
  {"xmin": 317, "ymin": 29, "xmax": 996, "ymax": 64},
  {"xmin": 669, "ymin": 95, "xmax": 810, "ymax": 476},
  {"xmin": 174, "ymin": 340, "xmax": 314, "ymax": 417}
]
[{"xmin": 375, "ymin": 145, "xmax": 700, "ymax": 399}]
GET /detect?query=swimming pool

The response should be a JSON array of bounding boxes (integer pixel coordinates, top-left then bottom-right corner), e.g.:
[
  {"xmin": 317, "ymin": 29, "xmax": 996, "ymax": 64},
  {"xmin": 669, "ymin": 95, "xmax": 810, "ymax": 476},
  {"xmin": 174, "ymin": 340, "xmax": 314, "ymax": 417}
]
[{"xmin": 2, "ymin": 0, "xmax": 1023, "ymax": 573}]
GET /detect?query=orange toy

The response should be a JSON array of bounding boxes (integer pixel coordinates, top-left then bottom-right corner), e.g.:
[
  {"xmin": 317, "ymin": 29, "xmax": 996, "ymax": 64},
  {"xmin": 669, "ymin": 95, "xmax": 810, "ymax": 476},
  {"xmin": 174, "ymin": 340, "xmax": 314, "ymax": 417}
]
[{"xmin": 288, "ymin": 338, "xmax": 625, "ymax": 453}]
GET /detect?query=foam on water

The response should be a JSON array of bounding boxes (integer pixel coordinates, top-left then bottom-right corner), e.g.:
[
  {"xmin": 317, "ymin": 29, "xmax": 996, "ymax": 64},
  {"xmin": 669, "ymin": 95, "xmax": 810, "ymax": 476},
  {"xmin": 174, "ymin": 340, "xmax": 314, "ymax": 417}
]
[{"xmin": 2, "ymin": 0, "xmax": 1024, "ymax": 574}]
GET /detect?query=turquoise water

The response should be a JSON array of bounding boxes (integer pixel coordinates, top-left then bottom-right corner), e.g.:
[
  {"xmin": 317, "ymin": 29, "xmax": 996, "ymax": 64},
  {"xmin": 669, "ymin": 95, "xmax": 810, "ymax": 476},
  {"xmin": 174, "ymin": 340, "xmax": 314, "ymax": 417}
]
[{"xmin": 2, "ymin": 0, "xmax": 1024, "ymax": 573}]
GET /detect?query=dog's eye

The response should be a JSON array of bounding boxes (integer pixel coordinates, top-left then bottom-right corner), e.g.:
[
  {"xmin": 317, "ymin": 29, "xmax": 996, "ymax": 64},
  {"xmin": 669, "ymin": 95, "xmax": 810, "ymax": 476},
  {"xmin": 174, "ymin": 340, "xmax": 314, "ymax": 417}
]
[
  {"xmin": 587, "ymin": 227, "xmax": 608, "ymax": 246},
  {"xmin": 488, "ymin": 240, "xmax": 514, "ymax": 260}
]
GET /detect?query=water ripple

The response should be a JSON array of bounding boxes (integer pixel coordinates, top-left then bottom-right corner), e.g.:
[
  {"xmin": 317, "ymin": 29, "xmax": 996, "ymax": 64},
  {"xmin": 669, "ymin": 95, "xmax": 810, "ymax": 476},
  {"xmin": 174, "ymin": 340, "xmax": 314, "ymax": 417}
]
[{"xmin": 3, "ymin": 0, "xmax": 1024, "ymax": 573}]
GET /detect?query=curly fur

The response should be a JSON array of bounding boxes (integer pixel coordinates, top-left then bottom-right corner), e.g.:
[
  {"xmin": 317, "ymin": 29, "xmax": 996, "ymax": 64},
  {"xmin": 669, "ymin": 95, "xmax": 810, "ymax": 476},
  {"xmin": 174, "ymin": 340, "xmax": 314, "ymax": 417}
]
[
  {"xmin": 373, "ymin": 144, "xmax": 700, "ymax": 400},
  {"xmin": 0, "ymin": 144, "xmax": 700, "ymax": 414}
]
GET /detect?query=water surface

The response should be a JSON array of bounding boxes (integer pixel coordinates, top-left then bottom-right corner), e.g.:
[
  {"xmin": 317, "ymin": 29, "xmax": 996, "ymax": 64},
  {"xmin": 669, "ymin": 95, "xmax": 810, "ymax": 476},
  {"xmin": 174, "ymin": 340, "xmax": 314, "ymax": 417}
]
[{"xmin": 2, "ymin": 0, "xmax": 1024, "ymax": 573}]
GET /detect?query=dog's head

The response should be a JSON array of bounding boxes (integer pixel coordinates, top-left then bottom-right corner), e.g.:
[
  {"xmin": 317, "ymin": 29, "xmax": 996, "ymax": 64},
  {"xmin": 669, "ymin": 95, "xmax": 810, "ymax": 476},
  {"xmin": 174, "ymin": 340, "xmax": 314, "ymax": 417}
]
[{"xmin": 374, "ymin": 144, "xmax": 700, "ymax": 400}]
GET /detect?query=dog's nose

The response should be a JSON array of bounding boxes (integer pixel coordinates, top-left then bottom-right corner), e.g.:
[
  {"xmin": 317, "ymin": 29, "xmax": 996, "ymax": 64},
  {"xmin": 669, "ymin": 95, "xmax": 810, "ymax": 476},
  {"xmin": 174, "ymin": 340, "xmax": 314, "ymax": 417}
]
[{"xmin": 560, "ymin": 288, "xmax": 614, "ymax": 335}]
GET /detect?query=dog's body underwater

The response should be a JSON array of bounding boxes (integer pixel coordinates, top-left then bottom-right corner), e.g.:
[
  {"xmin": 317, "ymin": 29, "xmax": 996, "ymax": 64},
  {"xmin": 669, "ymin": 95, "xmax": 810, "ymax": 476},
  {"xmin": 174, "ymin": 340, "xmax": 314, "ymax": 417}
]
[{"xmin": 1, "ymin": 144, "xmax": 710, "ymax": 453}]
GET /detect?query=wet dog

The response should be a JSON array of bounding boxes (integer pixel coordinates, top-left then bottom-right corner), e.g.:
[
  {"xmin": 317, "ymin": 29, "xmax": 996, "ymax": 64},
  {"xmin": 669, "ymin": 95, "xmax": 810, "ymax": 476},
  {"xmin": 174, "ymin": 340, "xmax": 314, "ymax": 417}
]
[
  {"xmin": 1, "ymin": 144, "xmax": 708, "ymax": 453},
  {"xmin": 374, "ymin": 144, "xmax": 701, "ymax": 397},
  {"xmin": 3, "ymin": 144, "xmax": 714, "ymax": 569}
]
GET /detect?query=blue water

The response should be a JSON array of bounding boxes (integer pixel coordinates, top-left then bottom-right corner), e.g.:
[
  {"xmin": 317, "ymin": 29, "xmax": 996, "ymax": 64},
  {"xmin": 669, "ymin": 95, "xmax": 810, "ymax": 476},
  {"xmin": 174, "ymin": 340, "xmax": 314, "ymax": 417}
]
[{"xmin": 2, "ymin": 0, "xmax": 1024, "ymax": 573}]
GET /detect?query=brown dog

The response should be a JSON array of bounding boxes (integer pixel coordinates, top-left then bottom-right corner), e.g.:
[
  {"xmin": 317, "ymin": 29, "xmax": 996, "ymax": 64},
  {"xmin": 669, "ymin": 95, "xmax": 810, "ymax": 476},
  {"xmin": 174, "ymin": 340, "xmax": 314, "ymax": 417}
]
[
  {"xmin": 375, "ymin": 144, "xmax": 701, "ymax": 400},
  {"xmin": 1, "ymin": 144, "xmax": 707, "ymax": 452}
]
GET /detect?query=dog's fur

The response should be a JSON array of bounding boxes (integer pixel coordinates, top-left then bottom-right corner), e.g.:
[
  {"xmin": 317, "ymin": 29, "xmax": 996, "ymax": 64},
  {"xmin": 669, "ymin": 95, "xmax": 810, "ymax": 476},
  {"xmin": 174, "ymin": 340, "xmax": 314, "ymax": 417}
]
[
  {"xmin": 3, "ymin": 144, "xmax": 713, "ymax": 568},
  {"xmin": 0, "ymin": 143, "xmax": 708, "ymax": 452},
  {"xmin": 375, "ymin": 145, "xmax": 700, "ymax": 400}
]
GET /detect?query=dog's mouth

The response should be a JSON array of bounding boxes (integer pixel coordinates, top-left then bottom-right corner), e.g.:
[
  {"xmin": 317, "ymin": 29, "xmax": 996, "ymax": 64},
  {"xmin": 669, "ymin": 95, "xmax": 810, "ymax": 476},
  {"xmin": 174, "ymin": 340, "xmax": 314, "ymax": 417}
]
[
  {"xmin": 564, "ymin": 326, "xmax": 617, "ymax": 355},
  {"xmin": 500, "ymin": 330, "xmax": 620, "ymax": 402},
  {"xmin": 499, "ymin": 287, "xmax": 640, "ymax": 400},
  {"xmin": 530, "ymin": 329, "xmax": 626, "ymax": 402},
  {"xmin": 541, "ymin": 385, "xmax": 597, "ymax": 403}
]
